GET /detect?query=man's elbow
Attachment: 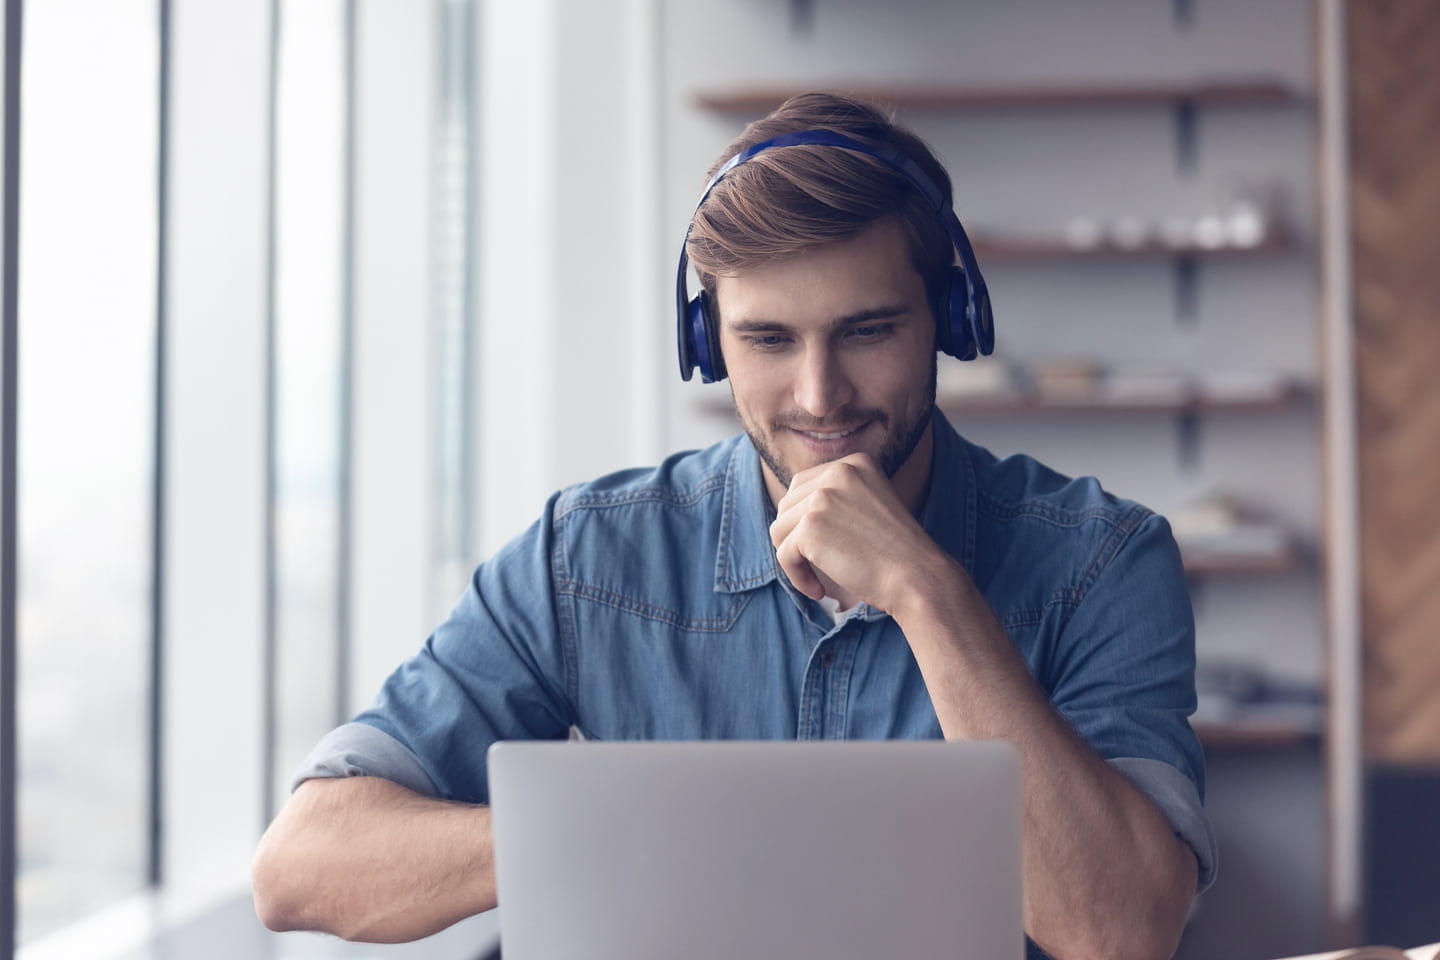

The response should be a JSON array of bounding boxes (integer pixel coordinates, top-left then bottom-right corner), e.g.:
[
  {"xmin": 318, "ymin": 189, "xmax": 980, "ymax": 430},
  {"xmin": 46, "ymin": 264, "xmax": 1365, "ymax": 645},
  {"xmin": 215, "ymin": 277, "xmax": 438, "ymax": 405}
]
[
  {"xmin": 1067, "ymin": 909, "xmax": 1188, "ymax": 960},
  {"xmin": 1116, "ymin": 853, "xmax": 1196, "ymax": 960},
  {"xmin": 251, "ymin": 832, "xmax": 309, "ymax": 933},
  {"xmin": 1067, "ymin": 853, "xmax": 1196, "ymax": 960}
]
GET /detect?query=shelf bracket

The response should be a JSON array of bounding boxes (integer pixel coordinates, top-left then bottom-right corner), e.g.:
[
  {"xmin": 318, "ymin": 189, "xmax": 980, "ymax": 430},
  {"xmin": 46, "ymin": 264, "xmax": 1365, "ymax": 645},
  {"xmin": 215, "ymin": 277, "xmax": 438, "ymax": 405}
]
[
  {"xmin": 1175, "ymin": 254, "xmax": 1199, "ymax": 325},
  {"xmin": 1174, "ymin": 98, "xmax": 1198, "ymax": 173},
  {"xmin": 1173, "ymin": 0, "xmax": 1195, "ymax": 28},
  {"xmin": 1177, "ymin": 408, "xmax": 1201, "ymax": 471},
  {"xmin": 788, "ymin": 0, "xmax": 814, "ymax": 37}
]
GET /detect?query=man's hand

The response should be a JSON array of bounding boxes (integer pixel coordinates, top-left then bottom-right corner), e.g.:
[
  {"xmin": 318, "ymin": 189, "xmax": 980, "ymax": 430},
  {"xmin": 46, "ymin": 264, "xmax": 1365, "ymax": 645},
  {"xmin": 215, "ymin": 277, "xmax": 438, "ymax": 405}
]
[{"xmin": 768, "ymin": 452, "xmax": 948, "ymax": 613}]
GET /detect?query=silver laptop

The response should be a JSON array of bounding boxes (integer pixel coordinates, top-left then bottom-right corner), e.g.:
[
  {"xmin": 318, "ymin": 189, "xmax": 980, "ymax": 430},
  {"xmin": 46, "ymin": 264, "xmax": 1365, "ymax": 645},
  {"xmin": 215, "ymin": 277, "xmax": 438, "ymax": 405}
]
[{"xmin": 488, "ymin": 740, "xmax": 1022, "ymax": 960}]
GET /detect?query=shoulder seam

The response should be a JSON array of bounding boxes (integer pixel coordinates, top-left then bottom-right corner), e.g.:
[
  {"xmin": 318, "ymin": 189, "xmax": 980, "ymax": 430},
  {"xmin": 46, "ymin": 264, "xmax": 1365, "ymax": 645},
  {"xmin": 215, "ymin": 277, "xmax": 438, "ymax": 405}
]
[
  {"xmin": 1075, "ymin": 503, "xmax": 1155, "ymax": 600},
  {"xmin": 976, "ymin": 486, "xmax": 1138, "ymax": 531},
  {"xmin": 554, "ymin": 473, "xmax": 727, "ymax": 520}
]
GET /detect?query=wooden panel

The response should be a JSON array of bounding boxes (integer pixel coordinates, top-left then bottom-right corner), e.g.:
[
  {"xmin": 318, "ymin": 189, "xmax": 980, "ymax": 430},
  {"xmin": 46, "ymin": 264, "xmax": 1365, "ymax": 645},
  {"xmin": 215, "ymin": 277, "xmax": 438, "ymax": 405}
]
[{"xmin": 1349, "ymin": 0, "xmax": 1440, "ymax": 764}]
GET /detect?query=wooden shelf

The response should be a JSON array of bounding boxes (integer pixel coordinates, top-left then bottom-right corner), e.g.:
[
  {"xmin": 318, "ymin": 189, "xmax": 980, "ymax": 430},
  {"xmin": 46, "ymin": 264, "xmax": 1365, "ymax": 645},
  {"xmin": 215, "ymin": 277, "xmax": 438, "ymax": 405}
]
[
  {"xmin": 698, "ymin": 385, "xmax": 1306, "ymax": 424},
  {"xmin": 934, "ymin": 382, "xmax": 1307, "ymax": 416},
  {"xmin": 971, "ymin": 230, "xmax": 1294, "ymax": 261},
  {"xmin": 694, "ymin": 80, "xmax": 1303, "ymax": 114},
  {"xmin": 1181, "ymin": 545, "xmax": 1299, "ymax": 576},
  {"xmin": 1195, "ymin": 720, "xmax": 1321, "ymax": 752}
]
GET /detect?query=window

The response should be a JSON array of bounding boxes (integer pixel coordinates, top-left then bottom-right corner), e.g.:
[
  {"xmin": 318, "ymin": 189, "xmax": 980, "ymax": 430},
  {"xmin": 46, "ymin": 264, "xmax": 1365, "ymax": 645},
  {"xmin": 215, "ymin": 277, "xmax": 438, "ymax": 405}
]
[
  {"xmin": 5, "ymin": 1, "xmax": 494, "ymax": 953},
  {"xmin": 15, "ymin": 0, "xmax": 158, "ymax": 944},
  {"xmin": 271, "ymin": 0, "xmax": 347, "ymax": 817}
]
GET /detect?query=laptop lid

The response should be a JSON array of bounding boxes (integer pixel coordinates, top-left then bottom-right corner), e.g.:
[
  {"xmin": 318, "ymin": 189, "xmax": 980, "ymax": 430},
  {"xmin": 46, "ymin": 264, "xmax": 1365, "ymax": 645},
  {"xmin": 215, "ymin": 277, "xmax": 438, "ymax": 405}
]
[{"xmin": 488, "ymin": 740, "xmax": 1022, "ymax": 960}]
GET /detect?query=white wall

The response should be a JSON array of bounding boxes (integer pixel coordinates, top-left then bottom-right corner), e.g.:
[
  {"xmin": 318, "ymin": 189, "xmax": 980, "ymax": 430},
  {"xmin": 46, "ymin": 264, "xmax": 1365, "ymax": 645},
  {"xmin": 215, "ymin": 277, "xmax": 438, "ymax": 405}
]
[{"xmin": 476, "ymin": 0, "xmax": 667, "ymax": 558}]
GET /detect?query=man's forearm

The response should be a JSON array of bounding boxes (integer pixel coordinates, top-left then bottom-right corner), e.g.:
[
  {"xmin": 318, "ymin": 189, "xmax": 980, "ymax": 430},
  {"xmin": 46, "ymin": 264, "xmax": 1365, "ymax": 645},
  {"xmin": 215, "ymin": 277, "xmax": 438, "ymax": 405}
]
[
  {"xmin": 252, "ymin": 776, "xmax": 496, "ymax": 942},
  {"xmin": 894, "ymin": 555, "xmax": 1196, "ymax": 960}
]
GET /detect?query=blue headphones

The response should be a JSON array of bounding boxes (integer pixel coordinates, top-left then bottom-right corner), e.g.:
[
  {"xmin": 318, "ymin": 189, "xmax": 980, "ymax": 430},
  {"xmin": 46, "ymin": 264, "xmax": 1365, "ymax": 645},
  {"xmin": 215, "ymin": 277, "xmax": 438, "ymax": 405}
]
[{"xmin": 676, "ymin": 129, "xmax": 994, "ymax": 383}]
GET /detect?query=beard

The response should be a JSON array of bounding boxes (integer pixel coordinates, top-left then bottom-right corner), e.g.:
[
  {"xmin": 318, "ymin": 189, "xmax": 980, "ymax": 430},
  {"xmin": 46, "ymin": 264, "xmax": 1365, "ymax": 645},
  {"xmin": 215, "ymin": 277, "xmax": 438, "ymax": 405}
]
[{"xmin": 734, "ymin": 360, "xmax": 937, "ymax": 489}]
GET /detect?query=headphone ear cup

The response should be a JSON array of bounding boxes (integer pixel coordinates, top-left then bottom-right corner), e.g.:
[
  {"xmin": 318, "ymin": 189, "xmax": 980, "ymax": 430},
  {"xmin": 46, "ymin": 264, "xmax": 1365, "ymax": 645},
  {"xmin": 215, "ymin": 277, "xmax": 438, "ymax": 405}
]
[
  {"xmin": 685, "ymin": 293, "xmax": 712, "ymax": 382},
  {"xmin": 688, "ymin": 290, "xmax": 728, "ymax": 383},
  {"xmin": 969, "ymin": 280, "xmax": 995, "ymax": 358},
  {"xmin": 700, "ymin": 290, "xmax": 727, "ymax": 382},
  {"xmin": 945, "ymin": 266, "xmax": 977, "ymax": 361}
]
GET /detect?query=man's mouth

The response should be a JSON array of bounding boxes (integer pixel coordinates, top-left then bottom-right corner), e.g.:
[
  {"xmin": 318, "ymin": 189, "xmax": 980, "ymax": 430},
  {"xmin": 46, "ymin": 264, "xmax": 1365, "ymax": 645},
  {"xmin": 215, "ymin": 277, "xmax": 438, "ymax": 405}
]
[{"xmin": 794, "ymin": 423, "xmax": 867, "ymax": 441}]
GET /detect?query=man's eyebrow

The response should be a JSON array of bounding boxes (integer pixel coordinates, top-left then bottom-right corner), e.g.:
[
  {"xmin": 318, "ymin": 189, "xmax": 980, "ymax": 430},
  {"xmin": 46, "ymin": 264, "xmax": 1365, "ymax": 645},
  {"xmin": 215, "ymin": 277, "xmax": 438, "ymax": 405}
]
[{"xmin": 727, "ymin": 304, "xmax": 913, "ymax": 333}]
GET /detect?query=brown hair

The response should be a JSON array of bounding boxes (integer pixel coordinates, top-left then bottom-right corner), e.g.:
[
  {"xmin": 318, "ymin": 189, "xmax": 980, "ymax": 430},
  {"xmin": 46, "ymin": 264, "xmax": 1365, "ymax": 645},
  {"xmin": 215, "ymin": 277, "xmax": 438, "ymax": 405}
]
[{"xmin": 685, "ymin": 92, "xmax": 956, "ymax": 319}]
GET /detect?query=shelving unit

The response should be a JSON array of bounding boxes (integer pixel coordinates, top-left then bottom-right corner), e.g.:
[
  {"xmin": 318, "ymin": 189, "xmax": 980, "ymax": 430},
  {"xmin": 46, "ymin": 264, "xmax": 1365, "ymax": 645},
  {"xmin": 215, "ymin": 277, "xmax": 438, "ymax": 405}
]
[
  {"xmin": 934, "ymin": 383, "xmax": 1308, "ymax": 416},
  {"xmin": 701, "ymin": 383, "xmax": 1308, "ymax": 421},
  {"xmin": 667, "ymin": 7, "xmax": 1331, "ymax": 949},
  {"xmin": 694, "ymin": 80, "xmax": 1303, "ymax": 113},
  {"xmin": 687, "ymin": 70, "xmax": 1321, "ymax": 686},
  {"xmin": 972, "ymin": 230, "xmax": 1294, "ymax": 261},
  {"xmin": 695, "ymin": 79, "xmax": 1306, "ymax": 173}
]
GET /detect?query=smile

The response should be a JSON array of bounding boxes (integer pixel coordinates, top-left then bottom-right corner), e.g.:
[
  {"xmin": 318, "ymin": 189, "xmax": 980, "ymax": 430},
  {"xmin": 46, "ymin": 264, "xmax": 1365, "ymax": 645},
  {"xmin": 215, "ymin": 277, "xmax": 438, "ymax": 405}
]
[{"xmin": 796, "ymin": 424, "xmax": 866, "ymax": 441}]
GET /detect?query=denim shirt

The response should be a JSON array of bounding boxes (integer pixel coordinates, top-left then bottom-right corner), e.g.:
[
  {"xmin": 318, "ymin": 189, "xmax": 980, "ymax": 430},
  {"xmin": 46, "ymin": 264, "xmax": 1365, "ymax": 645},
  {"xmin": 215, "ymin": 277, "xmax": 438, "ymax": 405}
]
[{"xmin": 299, "ymin": 410, "xmax": 1217, "ymax": 903}]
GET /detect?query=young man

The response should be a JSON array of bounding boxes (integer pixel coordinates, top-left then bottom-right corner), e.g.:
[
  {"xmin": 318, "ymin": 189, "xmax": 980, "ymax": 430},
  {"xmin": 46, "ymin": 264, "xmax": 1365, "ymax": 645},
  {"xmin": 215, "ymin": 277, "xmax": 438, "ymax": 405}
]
[{"xmin": 253, "ymin": 93, "xmax": 1215, "ymax": 960}]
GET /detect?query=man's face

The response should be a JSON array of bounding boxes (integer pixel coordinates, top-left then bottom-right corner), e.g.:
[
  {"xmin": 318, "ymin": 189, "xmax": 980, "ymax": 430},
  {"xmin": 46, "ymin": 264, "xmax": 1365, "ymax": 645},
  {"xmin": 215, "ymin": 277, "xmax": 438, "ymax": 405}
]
[{"xmin": 715, "ymin": 218, "xmax": 938, "ymax": 505}]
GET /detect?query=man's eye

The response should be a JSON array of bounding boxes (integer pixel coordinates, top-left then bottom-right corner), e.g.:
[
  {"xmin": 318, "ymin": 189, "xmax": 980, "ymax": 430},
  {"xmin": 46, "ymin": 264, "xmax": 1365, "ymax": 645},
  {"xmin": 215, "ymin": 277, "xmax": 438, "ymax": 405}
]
[
  {"xmin": 849, "ymin": 323, "xmax": 892, "ymax": 340},
  {"xmin": 746, "ymin": 335, "xmax": 788, "ymax": 350}
]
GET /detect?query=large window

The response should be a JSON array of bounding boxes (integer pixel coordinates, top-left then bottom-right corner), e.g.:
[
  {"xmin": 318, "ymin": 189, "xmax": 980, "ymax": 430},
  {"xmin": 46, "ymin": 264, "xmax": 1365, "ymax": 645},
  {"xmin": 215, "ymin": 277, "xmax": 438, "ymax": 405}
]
[
  {"xmin": 2, "ymin": 1, "xmax": 492, "ymax": 953},
  {"xmin": 15, "ymin": 0, "xmax": 157, "ymax": 944},
  {"xmin": 271, "ymin": 0, "xmax": 347, "ymax": 818}
]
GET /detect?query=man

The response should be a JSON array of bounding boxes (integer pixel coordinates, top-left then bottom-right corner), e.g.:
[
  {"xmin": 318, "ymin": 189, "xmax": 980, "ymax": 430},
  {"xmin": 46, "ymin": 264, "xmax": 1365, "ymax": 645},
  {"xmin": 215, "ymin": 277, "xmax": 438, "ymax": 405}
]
[{"xmin": 253, "ymin": 93, "xmax": 1215, "ymax": 960}]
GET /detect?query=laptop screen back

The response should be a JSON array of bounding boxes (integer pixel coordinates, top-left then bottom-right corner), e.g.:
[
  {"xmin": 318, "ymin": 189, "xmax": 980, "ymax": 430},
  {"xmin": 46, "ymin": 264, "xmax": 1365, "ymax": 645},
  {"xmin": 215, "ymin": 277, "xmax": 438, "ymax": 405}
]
[{"xmin": 489, "ymin": 740, "xmax": 1022, "ymax": 960}]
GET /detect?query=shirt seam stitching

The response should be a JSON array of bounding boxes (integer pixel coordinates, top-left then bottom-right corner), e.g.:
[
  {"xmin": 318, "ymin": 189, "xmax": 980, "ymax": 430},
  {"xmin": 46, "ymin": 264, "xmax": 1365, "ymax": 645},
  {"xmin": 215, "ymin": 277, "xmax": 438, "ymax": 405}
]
[
  {"xmin": 551, "ymin": 496, "xmax": 582, "ymax": 720},
  {"xmin": 556, "ymin": 578, "xmax": 748, "ymax": 631},
  {"xmin": 999, "ymin": 588, "xmax": 1084, "ymax": 628},
  {"xmin": 554, "ymin": 474, "xmax": 727, "ymax": 519},
  {"xmin": 1075, "ymin": 503, "xmax": 1152, "ymax": 599},
  {"xmin": 976, "ymin": 489, "xmax": 1135, "ymax": 528}
]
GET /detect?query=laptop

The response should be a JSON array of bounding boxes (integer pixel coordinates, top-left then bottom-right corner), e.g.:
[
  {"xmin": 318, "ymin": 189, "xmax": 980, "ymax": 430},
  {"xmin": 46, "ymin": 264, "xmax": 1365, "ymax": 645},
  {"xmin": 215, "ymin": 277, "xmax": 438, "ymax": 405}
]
[{"xmin": 488, "ymin": 739, "xmax": 1022, "ymax": 960}]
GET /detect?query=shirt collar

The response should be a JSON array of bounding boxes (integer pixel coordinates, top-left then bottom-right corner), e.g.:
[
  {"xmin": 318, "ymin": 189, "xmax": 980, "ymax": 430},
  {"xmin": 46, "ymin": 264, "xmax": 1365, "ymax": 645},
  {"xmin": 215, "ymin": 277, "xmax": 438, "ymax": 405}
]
[
  {"xmin": 714, "ymin": 437, "xmax": 780, "ymax": 593},
  {"xmin": 712, "ymin": 407, "xmax": 976, "ymax": 595},
  {"xmin": 916, "ymin": 408, "xmax": 978, "ymax": 576}
]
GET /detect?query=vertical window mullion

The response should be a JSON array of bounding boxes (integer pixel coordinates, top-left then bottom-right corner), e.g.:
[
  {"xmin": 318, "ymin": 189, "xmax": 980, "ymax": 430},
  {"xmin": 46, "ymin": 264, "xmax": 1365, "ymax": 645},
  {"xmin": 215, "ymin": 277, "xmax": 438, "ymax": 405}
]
[
  {"xmin": 431, "ymin": 0, "xmax": 477, "ymax": 619},
  {"xmin": 336, "ymin": 0, "xmax": 355, "ymax": 726},
  {"xmin": 147, "ymin": 0, "xmax": 170, "ymax": 891},
  {"xmin": 261, "ymin": 0, "xmax": 280, "ymax": 830},
  {"xmin": 1, "ymin": 0, "xmax": 24, "ymax": 956}
]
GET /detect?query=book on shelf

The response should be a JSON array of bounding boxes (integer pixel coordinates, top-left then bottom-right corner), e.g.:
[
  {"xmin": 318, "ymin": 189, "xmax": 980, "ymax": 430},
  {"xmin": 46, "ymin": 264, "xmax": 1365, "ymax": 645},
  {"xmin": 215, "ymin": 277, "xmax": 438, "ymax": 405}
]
[{"xmin": 1273, "ymin": 942, "xmax": 1440, "ymax": 960}]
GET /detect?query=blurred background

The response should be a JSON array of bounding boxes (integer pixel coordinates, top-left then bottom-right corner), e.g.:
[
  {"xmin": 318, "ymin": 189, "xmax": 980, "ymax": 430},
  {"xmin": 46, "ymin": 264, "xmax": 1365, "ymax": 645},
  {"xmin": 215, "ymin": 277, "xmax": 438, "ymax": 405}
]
[{"xmin": 0, "ymin": 1, "xmax": 1436, "ymax": 958}]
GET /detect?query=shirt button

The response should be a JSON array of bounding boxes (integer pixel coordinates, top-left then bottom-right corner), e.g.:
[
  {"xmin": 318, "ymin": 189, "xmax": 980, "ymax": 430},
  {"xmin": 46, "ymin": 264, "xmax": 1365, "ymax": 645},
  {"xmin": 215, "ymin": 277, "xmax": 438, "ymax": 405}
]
[{"xmin": 819, "ymin": 648, "xmax": 835, "ymax": 668}]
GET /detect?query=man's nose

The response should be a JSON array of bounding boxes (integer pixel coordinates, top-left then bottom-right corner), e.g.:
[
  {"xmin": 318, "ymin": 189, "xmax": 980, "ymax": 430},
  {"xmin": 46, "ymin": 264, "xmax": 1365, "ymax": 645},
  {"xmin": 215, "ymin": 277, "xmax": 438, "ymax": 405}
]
[{"xmin": 793, "ymin": 345, "xmax": 854, "ymax": 419}]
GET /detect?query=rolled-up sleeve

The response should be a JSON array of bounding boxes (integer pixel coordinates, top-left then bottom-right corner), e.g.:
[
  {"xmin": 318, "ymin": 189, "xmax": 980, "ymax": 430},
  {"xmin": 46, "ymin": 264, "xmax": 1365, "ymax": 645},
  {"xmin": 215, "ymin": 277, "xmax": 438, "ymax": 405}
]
[
  {"xmin": 291, "ymin": 721, "xmax": 439, "ymax": 796},
  {"xmin": 1048, "ymin": 512, "xmax": 1217, "ymax": 889},
  {"xmin": 297, "ymin": 493, "xmax": 576, "ymax": 805}
]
